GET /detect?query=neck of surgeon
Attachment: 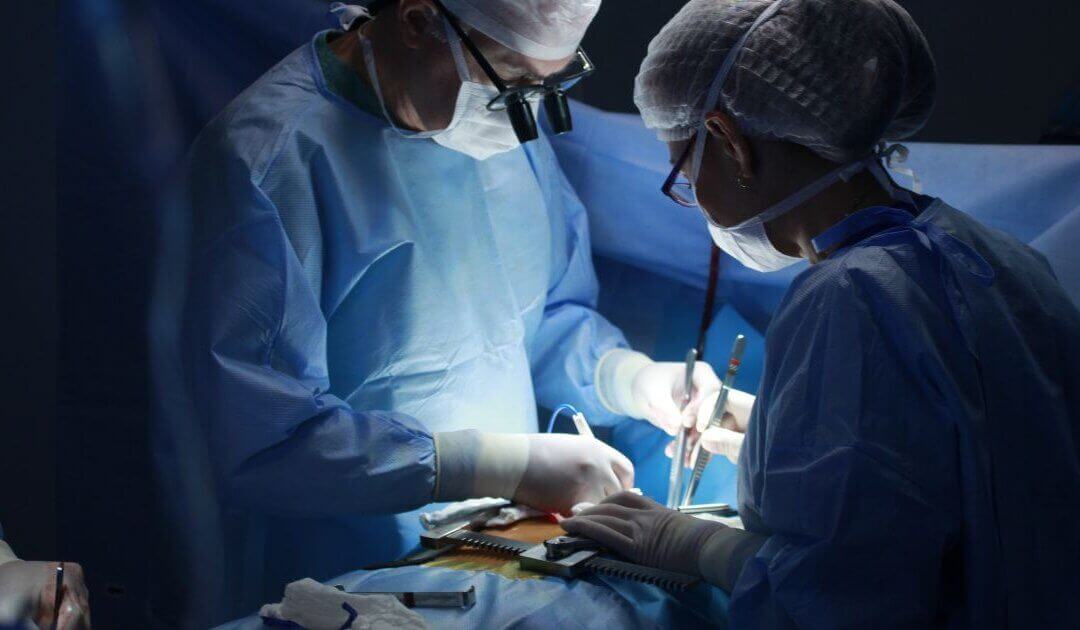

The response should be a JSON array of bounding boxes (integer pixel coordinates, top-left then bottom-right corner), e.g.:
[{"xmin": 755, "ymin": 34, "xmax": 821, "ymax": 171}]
[
  {"xmin": 327, "ymin": 1, "xmax": 474, "ymax": 134},
  {"xmin": 771, "ymin": 161, "xmax": 894, "ymax": 264}
]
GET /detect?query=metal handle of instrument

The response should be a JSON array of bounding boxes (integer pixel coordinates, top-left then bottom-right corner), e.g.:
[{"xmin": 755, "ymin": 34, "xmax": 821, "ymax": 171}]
[
  {"xmin": 676, "ymin": 502, "xmax": 738, "ymax": 516},
  {"xmin": 682, "ymin": 335, "xmax": 746, "ymax": 507},
  {"xmin": 666, "ymin": 348, "xmax": 698, "ymax": 508}
]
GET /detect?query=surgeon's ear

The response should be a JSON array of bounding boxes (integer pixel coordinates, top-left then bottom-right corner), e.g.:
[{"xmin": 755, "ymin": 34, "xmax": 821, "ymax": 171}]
[
  {"xmin": 398, "ymin": 0, "xmax": 440, "ymax": 49},
  {"xmin": 704, "ymin": 111, "xmax": 755, "ymax": 182}
]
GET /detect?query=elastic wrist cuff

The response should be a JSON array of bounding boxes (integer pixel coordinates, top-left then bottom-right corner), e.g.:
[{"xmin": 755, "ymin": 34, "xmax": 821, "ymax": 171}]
[
  {"xmin": 698, "ymin": 526, "xmax": 768, "ymax": 591},
  {"xmin": 434, "ymin": 431, "xmax": 529, "ymax": 502},
  {"xmin": 595, "ymin": 348, "xmax": 652, "ymax": 418}
]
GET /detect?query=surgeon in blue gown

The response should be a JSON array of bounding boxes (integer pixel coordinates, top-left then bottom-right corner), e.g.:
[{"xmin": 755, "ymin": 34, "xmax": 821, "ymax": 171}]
[
  {"xmin": 564, "ymin": 0, "xmax": 1080, "ymax": 628},
  {"xmin": 155, "ymin": 0, "xmax": 728, "ymax": 619}
]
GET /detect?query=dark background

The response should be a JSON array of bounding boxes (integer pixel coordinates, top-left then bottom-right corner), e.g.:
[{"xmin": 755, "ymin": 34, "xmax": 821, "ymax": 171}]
[
  {"xmin": 2, "ymin": 0, "xmax": 1077, "ymax": 626},
  {"xmin": 575, "ymin": 0, "xmax": 1080, "ymax": 143}
]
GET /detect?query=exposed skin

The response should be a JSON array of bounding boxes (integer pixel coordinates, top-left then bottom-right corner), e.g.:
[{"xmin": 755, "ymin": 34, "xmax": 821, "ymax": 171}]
[
  {"xmin": 670, "ymin": 111, "xmax": 895, "ymax": 263},
  {"xmin": 328, "ymin": 0, "xmax": 575, "ymax": 132},
  {"xmin": 0, "ymin": 560, "xmax": 91, "ymax": 629}
]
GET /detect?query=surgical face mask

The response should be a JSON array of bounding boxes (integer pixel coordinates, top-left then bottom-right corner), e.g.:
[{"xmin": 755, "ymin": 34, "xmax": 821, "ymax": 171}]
[
  {"xmin": 700, "ymin": 139, "xmax": 917, "ymax": 272},
  {"xmin": 707, "ymin": 220, "xmax": 802, "ymax": 273},
  {"xmin": 360, "ymin": 18, "xmax": 530, "ymax": 161},
  {"xmin": 431, "ymin": 79, "xmax": 525, "ymax": 161},
  {"xmin": 681, "ymin": 0, "xmax": 915, "ymax": 272},
  {"xmin": 681, "ymin": 127, "xmax": 801, "ymax": 272}
]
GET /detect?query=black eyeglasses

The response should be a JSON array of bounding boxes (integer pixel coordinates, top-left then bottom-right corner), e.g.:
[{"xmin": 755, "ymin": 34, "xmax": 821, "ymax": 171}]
[
  {"xmin": 662, "ymin": 138, "xmax": 699, "ymax": 207},
  {"xmin": 434, "ymin": 0, "xmax": 593, "ymax": 144}
]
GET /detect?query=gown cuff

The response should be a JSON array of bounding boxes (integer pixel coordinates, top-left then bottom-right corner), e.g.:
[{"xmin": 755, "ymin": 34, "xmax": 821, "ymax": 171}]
[
  {"xmin": 698, "ymin": 526, "xmax": 768, "ymax": 592},
  {"xmin": 594, "ymin": 348, "xmax": 652, "ymax": 418},
  {"xmin": 434, "ymin": 430, "xmax": 529, "ymax": 502}
]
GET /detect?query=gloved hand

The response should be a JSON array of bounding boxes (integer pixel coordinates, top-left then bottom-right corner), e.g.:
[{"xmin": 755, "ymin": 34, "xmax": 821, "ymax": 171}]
[
  {"xmin": 562, "ymin": 491, "xmax": 768, "ymax": 591},
  {"xmin": 664, "ymin": 387, "xmax": 755, "ymax": 464},
  {"xmin": 434, "ymin": 430, "xmax": 634, "ymax": 516},
  {"xmin": 561, "ymin": 491, "xmax": 722, "ymax": 577},
  {"xmin": 694, "ymin": 388, "xmax": 756, "ymax": 464},
  {"xmin": 513, "ymin": 433, "xmax": 634, "ymax": 515},
  {"xmin": 0, "ymin": 559, "xmax": 91, "ymax": 629},
  {"xmin": 596, "ymin": 349, "xmax": 720, "ymax": 436}
]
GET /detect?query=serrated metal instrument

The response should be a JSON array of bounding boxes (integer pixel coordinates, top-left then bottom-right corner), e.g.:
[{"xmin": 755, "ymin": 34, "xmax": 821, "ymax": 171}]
[
  {"xmin": 419, "ymin": 521, "xmax": 699, "ymax": 591},
  {"xmin": 682, "ymin": 335, "xmax": 746, "ymax": 507},
  {"xmin": 666, "ymin": 348, "xmax": 698, "ymax": 508}
]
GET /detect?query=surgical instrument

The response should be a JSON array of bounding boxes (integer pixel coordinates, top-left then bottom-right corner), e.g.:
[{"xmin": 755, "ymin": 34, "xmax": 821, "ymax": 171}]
[
  {"xmin": 571, "ymin": 411, "xmax": 594, "ymax": 439},
  {"xmin": 547, "ymin": 403, "xmax": 593, "ymax": 438},
  {"xmin": 420, "ymin": 521, "xmax": 698, "ymax": 590},
  {"xmin": 336, "ymin": 585, "xmax": 477, "ymax": 610},
  {"xmin": 666, "ymin": 348, "xmax": 698, "ymax": 507},
  {"xmin": 51, "ymin": 563, "xmax": 63, "ymax": 630},
  {"xmin": 682, "ymin": 335, "xmax": 746, "ymax": 506},
  {"xmin": 361, "ymin": 507, "xmax": 503, "ymax": 570},
  {"xmin": 676, "ymin": 502, "xmax": 738, "ymax": 517}
]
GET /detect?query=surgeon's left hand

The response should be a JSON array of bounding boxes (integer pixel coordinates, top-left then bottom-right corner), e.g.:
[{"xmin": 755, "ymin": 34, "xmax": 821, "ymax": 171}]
[{"xmin": 561, "ymin": 491, "xmax": 723, "ymax": 577}]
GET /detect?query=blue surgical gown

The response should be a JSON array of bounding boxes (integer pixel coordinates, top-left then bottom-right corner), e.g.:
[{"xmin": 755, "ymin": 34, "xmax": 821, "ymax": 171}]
[
  {"xmin": 731, "ymin": 200, "xmax": 1080, "ymax": 628},
  {"xmin": 166, "ymin": 31, "xmax": 627, "ymax": 612}
]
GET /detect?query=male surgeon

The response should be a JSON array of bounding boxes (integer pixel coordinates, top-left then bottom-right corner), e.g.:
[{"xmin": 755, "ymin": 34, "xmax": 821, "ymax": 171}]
[{"xmin": 168, "ymin": 0, "xmax": 722, "ymax": 609}]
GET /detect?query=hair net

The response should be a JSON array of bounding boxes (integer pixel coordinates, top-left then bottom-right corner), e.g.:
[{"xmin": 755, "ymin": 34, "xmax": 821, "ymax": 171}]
[
  {"xmin": 441, "ymin": 0, "xmax": 601, "ymax": 61},
  {"xmin": 634, "ymin": 0, "xmax": 936, "ymax": 163}
]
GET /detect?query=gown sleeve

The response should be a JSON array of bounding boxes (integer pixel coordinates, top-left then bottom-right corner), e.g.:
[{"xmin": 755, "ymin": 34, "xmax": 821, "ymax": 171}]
[
  {"xmin": 729, "ymin": 252, "xmax": 969, "ymax": 628},
  {"xmin": 527, "ymin": 140, "xmax": 630, "ymax": 427},
  {"xmin": 182, "ymin": 167, "xmax": 437, "ymax": 518}
]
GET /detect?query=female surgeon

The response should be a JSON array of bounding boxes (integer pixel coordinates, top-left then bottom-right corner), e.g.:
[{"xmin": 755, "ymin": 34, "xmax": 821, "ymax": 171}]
[{"xmin": 563, "ymin": 0, "xmax": 1080, "ymax": 627}]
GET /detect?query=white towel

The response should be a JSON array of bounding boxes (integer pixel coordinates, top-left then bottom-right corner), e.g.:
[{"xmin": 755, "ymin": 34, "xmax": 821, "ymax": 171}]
[{"xmin": 259, "ymin": 578, "xmax": 427, "ymax": 630}]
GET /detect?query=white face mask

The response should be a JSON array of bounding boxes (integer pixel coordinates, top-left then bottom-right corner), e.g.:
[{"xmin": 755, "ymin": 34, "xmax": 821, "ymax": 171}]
[
  {"xmin": 707, "ymin": 221, "xmax": 802, "ymax": 272},
  {"xmin": 360, "ymin": 18, "xmax": 527, "ymax": 161},
  {"xmin": 685, "ymin": 0, "xmax": 916, "ymax": 272},
  {"xmin": 703, "ymin": 150, "xmax": 915, "ymax": 272},
  {"xmin": 683, "ymin": 126, "xmax": 801, "ymax": 272},
  {"xmin": 431, "ymin": 79, "xmax": 524, "ymax": 161}
]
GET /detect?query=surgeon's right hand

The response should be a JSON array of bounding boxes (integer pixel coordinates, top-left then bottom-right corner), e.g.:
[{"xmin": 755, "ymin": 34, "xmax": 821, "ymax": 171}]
[
  {"xmin": 513, "ymin": 434, "xmax": 634, "ymax": 515},
  {"xmin": 434, "ymin": 430, "xmax": 633, "ymax": 516}
]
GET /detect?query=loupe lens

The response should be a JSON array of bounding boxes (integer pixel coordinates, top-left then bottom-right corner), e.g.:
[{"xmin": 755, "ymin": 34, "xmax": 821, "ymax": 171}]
[
  {"xmin": 505, "ymin": 93, "xmax": 539, "ymax": 143},
  {"xmin": 543, "ymin": 90, "xmax": 573, "ymax": 135}
]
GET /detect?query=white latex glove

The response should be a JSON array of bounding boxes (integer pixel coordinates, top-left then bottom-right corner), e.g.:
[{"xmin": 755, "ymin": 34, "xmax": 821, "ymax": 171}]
[
  {"xmin": 434, "ymin": 431, "xmax": 634, "ymax": 517},
  {"xmin": 514, "ymin": 434, "xmax": 634, "ymax": 515},
  {"xmin": 698, "ymin": 427, "xmax": 744, "ymax": 464},
  {"xmin": 694, "ymin": 388, "xmax": 755, "ymax": 434},
  {"xmin": 694, "ymin": 389, "xmax": 756, "ymax": 464},
  {"xmin": 596, "ymin": 349, "xmax": 721, "ymax": 436}
]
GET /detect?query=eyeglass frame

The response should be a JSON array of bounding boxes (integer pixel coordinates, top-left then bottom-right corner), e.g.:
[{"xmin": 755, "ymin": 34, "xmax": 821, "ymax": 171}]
[{"xmin": 662, "ymin": 136, "xmax": 699, "ymax": 208}]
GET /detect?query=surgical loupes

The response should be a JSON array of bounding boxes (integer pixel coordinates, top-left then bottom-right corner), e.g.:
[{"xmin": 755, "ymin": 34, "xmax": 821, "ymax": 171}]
[
  {"xmin": 665, "ymin": 348, "xmax": 698, "ymax": 508},
  {"xmin": 682, "ymin": 335, "xmax": 746, "ymax": 506}
]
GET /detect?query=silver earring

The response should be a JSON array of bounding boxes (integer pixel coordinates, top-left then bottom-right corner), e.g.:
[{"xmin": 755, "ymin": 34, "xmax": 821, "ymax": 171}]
[{"xmin": 736, "ymin": 175, "xmax": 751, "ymax": 190}]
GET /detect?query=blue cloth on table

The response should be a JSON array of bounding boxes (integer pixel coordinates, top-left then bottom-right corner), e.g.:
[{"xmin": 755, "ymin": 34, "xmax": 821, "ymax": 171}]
[{"xmin": 215, "ymin": 566, "xmax": 730, "ymax": 629}]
